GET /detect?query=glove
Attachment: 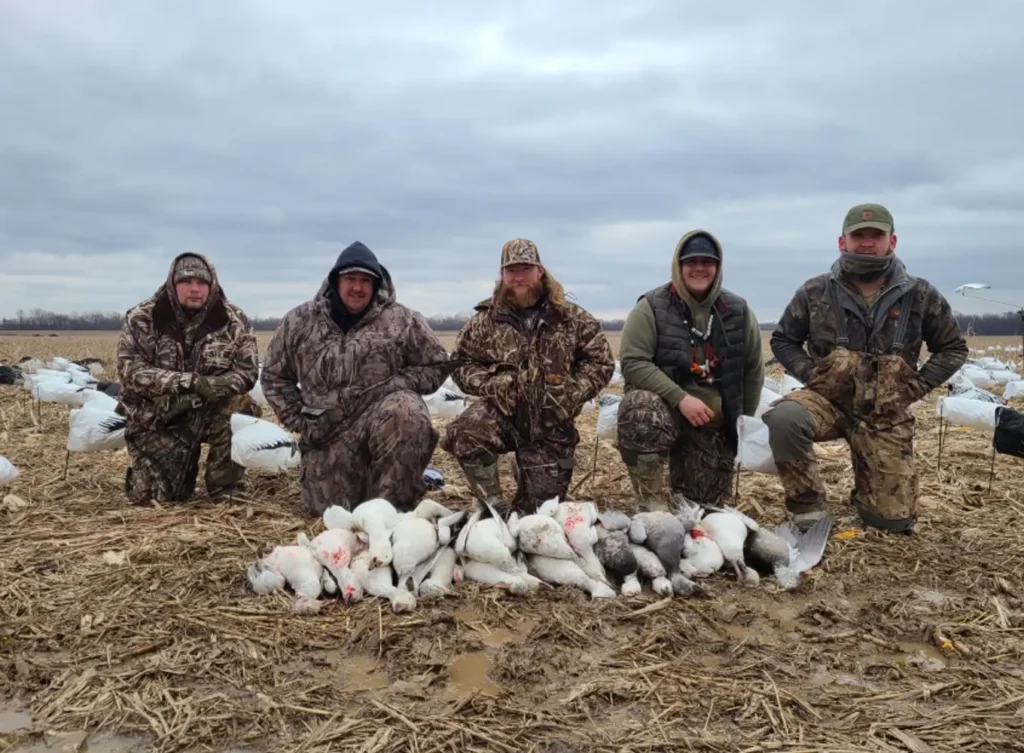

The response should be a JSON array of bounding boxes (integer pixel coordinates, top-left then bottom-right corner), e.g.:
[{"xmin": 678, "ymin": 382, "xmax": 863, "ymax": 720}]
[
  {"xmin": 156, "ymin": 394, "xmax": 202, "ymax": 425},
  {"xmin": 191, "ymin": 375, "xmax": 235, "ymax": 402}
]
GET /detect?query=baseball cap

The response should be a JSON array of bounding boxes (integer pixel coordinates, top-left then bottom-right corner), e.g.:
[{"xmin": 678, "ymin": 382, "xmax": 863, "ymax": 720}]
[
  {"xmin": 843, "ymin": 203, "xmax": 894, "ymax": 234},
  {"xmin": 678, "ymin": 233, "xmax": 720, "ymax": 262},
  {"xmin": 501, "ymin": 238, "xmax": 542, "ymax": 268}
]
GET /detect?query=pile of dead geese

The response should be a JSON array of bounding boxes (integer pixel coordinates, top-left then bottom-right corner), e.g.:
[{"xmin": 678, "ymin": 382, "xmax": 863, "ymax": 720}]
[{"xmin": 247, "ymin": 495, "xmax": 833, "ymax": 614}]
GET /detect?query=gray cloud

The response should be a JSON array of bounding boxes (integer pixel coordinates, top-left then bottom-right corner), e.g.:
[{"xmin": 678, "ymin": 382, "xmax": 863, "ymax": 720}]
[{"xmin": 1, "ymin": 0, "xmax": 1023, "ymax": 323}]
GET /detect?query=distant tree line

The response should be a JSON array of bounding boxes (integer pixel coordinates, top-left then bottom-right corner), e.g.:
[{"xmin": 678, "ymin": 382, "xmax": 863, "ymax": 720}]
[{"xmin": 2, "ymin": 308, "xmax": 1021, "ymax": 336}]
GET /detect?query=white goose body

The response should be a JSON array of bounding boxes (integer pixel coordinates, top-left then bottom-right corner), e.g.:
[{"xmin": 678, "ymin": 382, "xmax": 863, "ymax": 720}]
[{"xmin": 527, "ymin": 554, "xmax": 616, "ymax": 598}]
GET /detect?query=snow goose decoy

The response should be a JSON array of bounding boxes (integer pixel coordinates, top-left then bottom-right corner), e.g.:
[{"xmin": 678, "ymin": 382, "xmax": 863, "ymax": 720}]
[
  {"xmin": 67, "ymin": 405, "xmax": 127, "ymax": 452},
  {"xmin": 423, "ymin": 386, "xmax": 468, "ymax": 419},
  {"xmin": 745, "ymin": 514, "xmax": 833, "ymax": 590},
  {"xmin": 593, "ymin": 510, "xmax": 642, "ymax": 596},
  {"xmin": 0, "ymin": 456, "xmax": 19, "ymax": 486},
  {"xmin": 230, "ymin": 413, "xmax": 300, "ymax": 474},
  {"xmin": 628, "ymin": 511, "xmax": 702, "ymax": 596}
]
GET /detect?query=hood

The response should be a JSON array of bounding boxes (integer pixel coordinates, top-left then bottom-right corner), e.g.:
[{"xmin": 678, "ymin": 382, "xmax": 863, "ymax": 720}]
[
  {"xmin": 316, "ymin": 241, "xmax": 395, "ymax": 306},
  {"xmin": 670, "ymin": 229, "xmax": 724, "ymax": 329},
  {"xmin": 155, "ymin": 251, "xmax": 226, "ymax": 331}
]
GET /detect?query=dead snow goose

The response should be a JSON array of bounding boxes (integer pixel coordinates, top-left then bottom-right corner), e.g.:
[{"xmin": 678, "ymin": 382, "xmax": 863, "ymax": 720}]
[
  {"xmin": 390, "ymin": 499, "xmax": 464, "ymax": 591},
  {"xmin": 455, "ymin": 499, "xmax": 519, "ymax": 573},
  {"xmin": 746, "ymin": 514, "xmax": 833, "ymax": 590},
  {"xmin": 674, "ymin": 498, "xmax": 726, "ymax": 578},
  {"xmin": 548, "ymin": 498, "xmax": 608, "ymax": 584},
  {"xmin": 629, "ymin": 511, "xmax": 702, "ymax": 596},
  {"xmin": 526, "ymin": 554, "xmax": 617, "ymax": 599},
  {"xmin": 247, "ymin": 544, "xmax": 326, "ymax": 606},
  {"xmin": 593, "ymin": 510, "xmax": 641, "ymax": 596},
  {"xmin": 322, "ymin": 498, "xmax": 401, "ymax": 568},
  {"xmin": 349, "ymin": 549, "xmax": 417, "ymax": 612},
  {"xmin": 415, "ymin": 546, "xmax": 460, "ymax": 601},
  {"xmin": 693, "ymin": 502, "xmax": 762, "ymax": 587},
  {"xmin": 628, "ymin": 543, "xmax": 674, "ymax": 597}
]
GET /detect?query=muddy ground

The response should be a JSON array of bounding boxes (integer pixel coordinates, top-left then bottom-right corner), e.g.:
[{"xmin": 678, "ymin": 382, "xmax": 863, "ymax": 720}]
[{"xmin": 1, "ymin": 336, "xmax": 1023, "ymax": 752}]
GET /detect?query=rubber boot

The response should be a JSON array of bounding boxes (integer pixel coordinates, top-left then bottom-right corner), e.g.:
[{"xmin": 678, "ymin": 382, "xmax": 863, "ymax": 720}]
[
  {"xmin": 458, "ymin": 456, "xmax": 506, "ymax": 513},
  {"xmin": 774, "ymin": 459, "xmax": 828, "ymax": 532},
  {"xmin": 625, "ymin": 452, "xmax": 667, "ymax": 511}
]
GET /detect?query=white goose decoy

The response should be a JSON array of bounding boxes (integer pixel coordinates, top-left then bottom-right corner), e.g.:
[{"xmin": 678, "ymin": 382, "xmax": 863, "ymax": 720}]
[
  {"xmin": 230, "ymin": 413, "xmax": 300, "ymax": 474},
  {"xmin": 67, "ymin": 405, "xmax": 126, "ymax": 452},
  {"xmin": 596, "ymin": 395, "xmax": 621, "ymax": 440},
  {"xmin": 423, "ymin": 386, "xmax": 468, "ymax": 419},
  {"xmin": 322, "ymin": 498, "xmax": 401, "ymax": 568},
  {"xmin": 745, "ymin": 514, "xmax": 833, "ymax": 590},
  {"xmin": 0, "ymin": 455, "xmax": 19, "ymax": 486},
  {"xmin": 349, "ymin": 549, "xmax": 417, "ymax": 612},
  {"xmin": 526, "ymin": 554, "xmax": 617, "ymax": 598},
  {"xmin": 593, "ymin": 510, "xmax": 642, "ymax": 596}
]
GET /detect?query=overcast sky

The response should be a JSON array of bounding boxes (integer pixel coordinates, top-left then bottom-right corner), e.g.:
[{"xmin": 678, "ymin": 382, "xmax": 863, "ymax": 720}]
[{"xmin": 1, "ymin": 0, "xmax": 1022, "ymax": 324}]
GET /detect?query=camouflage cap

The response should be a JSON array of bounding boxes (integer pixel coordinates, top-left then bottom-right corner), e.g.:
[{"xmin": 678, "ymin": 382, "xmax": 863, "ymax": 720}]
[
  {"xmin": 843, "ymin": 203, "xmax": 894, "ymax": 234},
  {"xmin": 501, "ymin": 238, "xmax": 542, "ymax": 268},
  {"xmin": 172, "ymin": 254, "xmax": 212, "ymax": 284}
]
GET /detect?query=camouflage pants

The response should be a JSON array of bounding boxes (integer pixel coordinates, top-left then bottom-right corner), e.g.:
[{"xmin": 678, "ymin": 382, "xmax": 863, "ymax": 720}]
[
  {"xmin": 440, "ymin": 399, "xmax": 578, "ymax": 514},
  {"xmin": 124, "ymin": 410, "xmax": 243, "ymax": 505},
  {"xmin": 298, "ymin": 390, "xmax": 437, "ymax": 516},
  {"xmin": 762, "ymin": 349, "xmax": 922, "ymax": 531},
  {"xmin": 616, "ymin": 389, "xmax": 735, "ymax": 506}
]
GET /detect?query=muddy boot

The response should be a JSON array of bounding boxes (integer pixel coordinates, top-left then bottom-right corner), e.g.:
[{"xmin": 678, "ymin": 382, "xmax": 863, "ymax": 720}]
[
  {"xmin": 624, "ymin": 452, "xmax": 667, "ymax": 511},
  {"xmin": 775, "ymin": 459, "xmax": 828, "ymax": 531},
  {"xmin": 458, "ymin": 455, "xmax": 505, "ymax": 512}
]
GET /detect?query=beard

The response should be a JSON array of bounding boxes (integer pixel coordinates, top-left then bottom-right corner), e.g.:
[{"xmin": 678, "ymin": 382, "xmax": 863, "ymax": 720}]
[{"xmin": 498, "ymin": 280, "xmax": 544, "ymax": 309}]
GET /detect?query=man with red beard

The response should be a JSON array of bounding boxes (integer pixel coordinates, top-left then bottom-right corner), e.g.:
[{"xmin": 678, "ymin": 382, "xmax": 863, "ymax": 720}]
[{"xmin": 441, "ymin": 239, "xmax": 616, "ymax": 514}]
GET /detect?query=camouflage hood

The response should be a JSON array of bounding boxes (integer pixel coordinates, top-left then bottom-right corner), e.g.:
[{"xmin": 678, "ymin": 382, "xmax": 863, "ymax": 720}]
[
  {"xmin": 671, "ymin": 229, "xmax": 725, "ymax": 332},
  {"xmin": 152, "ymin": 252, "xmax": 230, "ymax": 339}
]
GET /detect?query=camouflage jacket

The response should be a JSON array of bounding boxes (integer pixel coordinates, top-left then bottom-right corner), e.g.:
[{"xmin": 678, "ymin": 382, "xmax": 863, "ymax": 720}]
[
  {"xmin": 451, "ymin": 276, "xmax": 615, "ymax": 440},
  {"xmin": 771, "ymin": 256, "xmax": 968, "ymax": 392},
  {"xmin": 116, "ymin": 252, "xmax": 260, "ymax": 429},
  {"xmin": 260, "ymin": 264, "xmax": 451, "ymax": 440}
]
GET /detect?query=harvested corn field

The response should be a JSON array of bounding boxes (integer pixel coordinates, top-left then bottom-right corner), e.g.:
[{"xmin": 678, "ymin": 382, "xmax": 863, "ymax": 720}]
[{"xmin": 1, "ymin": 332, "xmax": 1024, "ymax": 753}]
